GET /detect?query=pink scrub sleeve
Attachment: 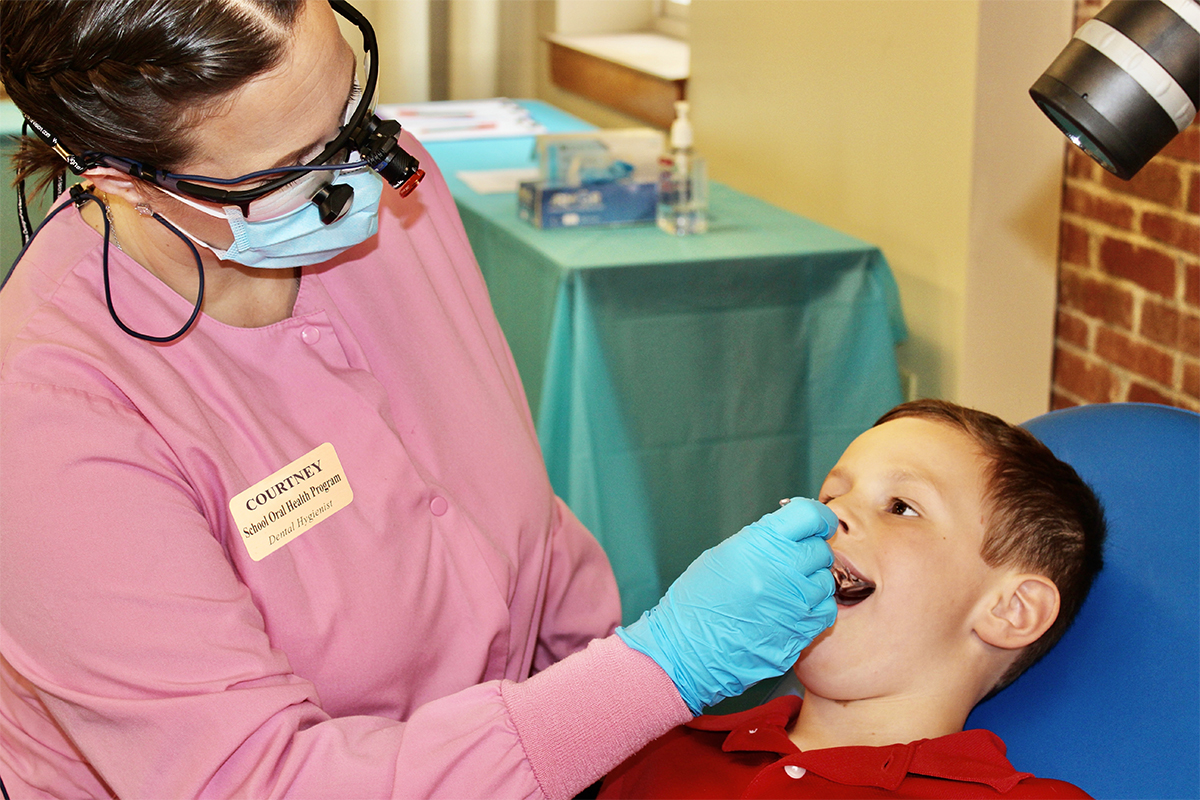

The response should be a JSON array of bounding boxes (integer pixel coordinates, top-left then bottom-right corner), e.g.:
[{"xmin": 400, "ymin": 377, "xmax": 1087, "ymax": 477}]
[{"xmin": 532, "ymin": 498, "xmax": 623, "ymax": 672}]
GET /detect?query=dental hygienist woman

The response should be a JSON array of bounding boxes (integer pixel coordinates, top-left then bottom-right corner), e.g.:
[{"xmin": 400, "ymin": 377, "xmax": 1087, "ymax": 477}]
[{"xmin": 0, "ymin": 2, "xmax": 838, "ymax": 797}]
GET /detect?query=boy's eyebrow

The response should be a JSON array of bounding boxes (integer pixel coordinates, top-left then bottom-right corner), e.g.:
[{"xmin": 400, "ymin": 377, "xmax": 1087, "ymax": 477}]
[
  {"xmin": 885, "ymin": 467, "xmax": 944, "ymax": 499},
  {"xmin": 824, "ymin": 465, "xmax": 945, "ymax": 502}
]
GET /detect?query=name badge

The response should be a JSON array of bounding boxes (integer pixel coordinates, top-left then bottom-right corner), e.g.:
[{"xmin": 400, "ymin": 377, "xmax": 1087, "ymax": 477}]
[{"xmin": 229, "ymin": 442, "xmax": 354, "ymax": 561}]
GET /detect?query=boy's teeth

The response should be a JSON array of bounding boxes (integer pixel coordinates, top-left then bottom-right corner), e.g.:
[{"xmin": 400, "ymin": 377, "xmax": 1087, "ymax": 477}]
[{"xmin": 832, "ymin": 560, "xmax": 876, "ymax": 606}]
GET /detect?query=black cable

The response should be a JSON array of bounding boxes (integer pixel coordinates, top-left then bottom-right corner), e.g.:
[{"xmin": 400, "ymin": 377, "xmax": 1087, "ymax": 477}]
[
  {"xmin": 83, "ymin": 188, "xmax": 206, "ymax": 343},
  {"xmin": 17, "ymin": 123, "xmax": 35, "ymax": 248},
  {"xmin": 5, "ymin": 186, "xmax": 206, "ymax": 344},
  {"xmin": 16, "ymin": 173, "xmax": 33, "ymax": 247},
  {"xmin": 0, "ymin": 770, "xmax": 9, "ymax": 800},
  {"xmin": 15, "ymin": 120, "xmax": 66, "ymax": 248}
]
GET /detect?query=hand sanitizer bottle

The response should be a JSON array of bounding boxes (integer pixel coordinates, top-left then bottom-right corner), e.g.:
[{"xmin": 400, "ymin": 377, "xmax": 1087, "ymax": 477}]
[{"xmin": 657, "ymin": 100, "xmax": 708, "ymax": 235}]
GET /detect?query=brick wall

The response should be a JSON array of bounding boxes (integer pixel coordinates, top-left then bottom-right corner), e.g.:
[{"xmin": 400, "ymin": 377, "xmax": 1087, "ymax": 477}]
[{"xmin": 1051, "ymin": 0, "xmax": 1200, "ymax": 412}]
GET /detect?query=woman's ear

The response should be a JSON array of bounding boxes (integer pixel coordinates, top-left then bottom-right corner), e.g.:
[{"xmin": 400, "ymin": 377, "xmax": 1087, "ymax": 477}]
[
  {"xmin": 82, "ymin": 166, "xmax": 155, "ymax": 206},
  {"xmin": 977, "ymin": 574, "xmax": 1061, "ymax": 651}
]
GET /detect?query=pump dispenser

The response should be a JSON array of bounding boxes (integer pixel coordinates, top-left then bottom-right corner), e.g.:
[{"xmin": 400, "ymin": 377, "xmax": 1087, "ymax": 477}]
[
  {"xmin": 657, "ymin": 100, "xmax": 708, "ymax": 235},
  {"xmin": 670, "ymin": 100, "xmax": 693, "ymax": 161}
]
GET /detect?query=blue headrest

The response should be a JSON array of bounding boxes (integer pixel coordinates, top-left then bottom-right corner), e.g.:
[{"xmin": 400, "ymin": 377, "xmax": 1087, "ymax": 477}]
[{"xmin": 967, "ymin": 403, "xmax": 1199, "ymax": 799}]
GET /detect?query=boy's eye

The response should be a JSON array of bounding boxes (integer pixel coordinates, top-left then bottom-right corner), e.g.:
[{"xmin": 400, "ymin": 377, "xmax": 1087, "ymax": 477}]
[{"xmin": 889, "ymin": 498, "xmax": 918, "ymax": 517}]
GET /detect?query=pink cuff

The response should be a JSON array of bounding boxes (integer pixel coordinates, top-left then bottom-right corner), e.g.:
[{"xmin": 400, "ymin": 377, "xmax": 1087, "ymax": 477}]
[{"xmin": 501, "ymin": 635, "xmax": 692, "ymax": 800}]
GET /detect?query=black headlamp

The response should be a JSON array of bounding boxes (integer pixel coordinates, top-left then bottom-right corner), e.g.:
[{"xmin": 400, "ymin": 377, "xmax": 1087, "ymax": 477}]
[
  {"xmin": 23, "ymin": 0, "xmax": 423, "ymax": 223},
  {"xmin": 1031, "ymin": 0, "xmax": 1199, "ymax": 180}
]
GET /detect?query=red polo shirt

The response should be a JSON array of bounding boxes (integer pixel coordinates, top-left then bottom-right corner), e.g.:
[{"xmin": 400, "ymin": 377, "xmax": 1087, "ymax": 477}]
[{"xmin": 599, "ymin": 696, "xmax": 1091, "ymax": 799}]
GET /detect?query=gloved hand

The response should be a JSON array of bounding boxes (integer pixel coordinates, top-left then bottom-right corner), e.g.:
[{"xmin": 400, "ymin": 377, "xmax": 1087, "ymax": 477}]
[{"xmin": 616, "ymin": 498, "xmax": 838, "ymax": 714}]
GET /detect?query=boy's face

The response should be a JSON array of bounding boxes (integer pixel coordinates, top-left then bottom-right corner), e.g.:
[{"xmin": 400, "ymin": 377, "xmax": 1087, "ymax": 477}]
[{"xmin": 795, "ymin": 416, "xmax": 999, "ymax": 701}]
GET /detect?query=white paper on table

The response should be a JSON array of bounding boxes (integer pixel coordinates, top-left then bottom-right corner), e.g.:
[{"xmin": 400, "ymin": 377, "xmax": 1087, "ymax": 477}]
[
  {"xmin": 456, "ymin": 168, "xmax": 541, "ymax": 194},
  {"xmin": 377, "ymin": 98, "xmax": 547, "ymax": 142}
]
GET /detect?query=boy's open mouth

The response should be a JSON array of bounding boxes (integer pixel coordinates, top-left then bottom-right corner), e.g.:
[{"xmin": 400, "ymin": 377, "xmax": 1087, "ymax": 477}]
[{"xmin": 832, "ymin": 555, "xmax": 875, "ymax": 606}]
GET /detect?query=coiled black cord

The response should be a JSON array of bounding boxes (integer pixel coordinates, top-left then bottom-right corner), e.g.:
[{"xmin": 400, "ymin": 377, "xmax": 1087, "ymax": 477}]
[{"xmin": 6, "ymin": 184, "xmax": 205, "ymax": 344}]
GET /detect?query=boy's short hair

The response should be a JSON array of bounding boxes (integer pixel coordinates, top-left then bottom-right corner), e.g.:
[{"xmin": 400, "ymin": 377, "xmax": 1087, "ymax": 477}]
[{"xmin": 874, "ymin": 399, "xmax": 1106, "ymax": 694}]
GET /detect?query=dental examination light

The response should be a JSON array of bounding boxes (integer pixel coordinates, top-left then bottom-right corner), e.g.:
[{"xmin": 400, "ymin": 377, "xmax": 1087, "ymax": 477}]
[{"xmin": 1031, "ymin": 0, "xmax": 1200, "ymax": 180}]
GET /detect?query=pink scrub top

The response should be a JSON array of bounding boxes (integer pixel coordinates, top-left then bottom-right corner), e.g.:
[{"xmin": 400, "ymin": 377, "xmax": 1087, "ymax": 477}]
[{"xmin": 0, "ymin": 135, "xmax": 690, "ymax": 798}]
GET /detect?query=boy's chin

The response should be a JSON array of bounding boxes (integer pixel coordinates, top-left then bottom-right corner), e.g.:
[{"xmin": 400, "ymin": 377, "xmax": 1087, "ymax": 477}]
[
  {"xmin": 794, "ymin": 627, "xmax": 838, "ymax": 676},
  {"xmin": 793, "ymin": 620, "xmax": 877, "ymax": 694},
  {"xmin": 791, "ymin": 660, "xmax": 852, "ymax": 702}
]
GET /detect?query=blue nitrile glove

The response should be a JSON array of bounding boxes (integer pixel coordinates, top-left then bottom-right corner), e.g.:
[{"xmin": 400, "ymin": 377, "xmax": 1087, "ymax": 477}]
[{"xmin": 616, "ymin": 498, "xmax": 838, "ymax": 714}]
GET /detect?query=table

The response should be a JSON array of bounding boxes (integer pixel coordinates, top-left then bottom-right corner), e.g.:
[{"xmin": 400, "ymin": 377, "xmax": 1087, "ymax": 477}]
[{"xmin": 418, "ymin": 102, "xmax": 907, "ymax": 623}]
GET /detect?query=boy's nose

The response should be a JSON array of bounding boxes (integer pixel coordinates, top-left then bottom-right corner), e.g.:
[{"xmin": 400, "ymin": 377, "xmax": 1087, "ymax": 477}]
[{"xmin": 824, "ymin": 500, "xmax": 852, "ymax": 535}]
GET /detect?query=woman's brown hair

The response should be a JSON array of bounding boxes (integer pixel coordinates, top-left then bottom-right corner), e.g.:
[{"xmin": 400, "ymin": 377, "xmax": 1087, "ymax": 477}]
[{"xmin": 0, "ymin": 0, "xmax": 303, "ymax": 196}]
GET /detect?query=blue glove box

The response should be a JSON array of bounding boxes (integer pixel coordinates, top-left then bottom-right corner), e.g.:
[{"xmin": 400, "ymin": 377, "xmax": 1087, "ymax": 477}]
[{"xmin": 518, "ymin": 180, "xmax": 657, "ymax": 229}]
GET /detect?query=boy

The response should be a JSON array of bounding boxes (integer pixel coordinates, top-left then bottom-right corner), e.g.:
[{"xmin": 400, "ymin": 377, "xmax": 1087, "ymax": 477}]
[{"xmin": 600, "ymin": 399, "xmax": 1105, "ymax": 799}]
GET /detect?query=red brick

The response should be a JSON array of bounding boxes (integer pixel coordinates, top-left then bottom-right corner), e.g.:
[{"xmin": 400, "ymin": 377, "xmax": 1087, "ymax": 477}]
[
  {"xmin": 1098, "ymin": 237, "xmax": 1176, "ymax": 298},
  {"xmin": 1066, "ymin": 149, "xmax": 1095, "ymax": 180},
  {"xmin": 1188, "ymin": 171, "xmax": 1199, "ymax": 215},
  {"xmin": 1096, "ymin": 327, "xmax": 1176, "ymax": 386},
  {"xmin": 1101, "ymin": 158, "xmax": 1183, "ymax": 206},
  {"xmin": 1059, "ymin": 267, "xmax": 1136, "ymax": 330},
  {"xmin": 1141, "ymin": 212, "xmax": 1200, "ymax": 255},
  {"xmin": 1140, "ymin": 299, "xmax": 1181, "ymax": 348},
  {"xmin": 1187, "ymin": 262, "xmax": 1199, "ymax": 307},
  {"xmin": 1050, "ymin": 392, "xmax": 1080, "ymax": 411},
  {"xmin": 1054, "ymin": 347, "xmax": 1118, "ymax": 403},
  {"xmin": 1159, "ymin": 124, "xmax": 1200, "ymax": 164},
  {"xmin": 1183, "ymin": 360, "xmax": 1199, "ymax": 400},
  {"xmin": 1064, "ymin": 185, "xmax": 1134, "ymax": 230},
  {"xmin": 1056, "ymin": 310, "xmax": 1090, "ymax": 349},
  {"xmin": 1184, "ymin": 313, "xmax": 1200, "ymax": 358},
  {"xmin": 1059, "ymin": 221, "xmax": 1090, "ymax": 266},
  {"xmin": 1127, "ymin": 381, "xmax": 1173, "ymax": 405}
]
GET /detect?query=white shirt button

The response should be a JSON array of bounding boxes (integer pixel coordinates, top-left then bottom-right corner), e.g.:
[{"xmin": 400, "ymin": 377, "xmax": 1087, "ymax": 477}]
[
  {"xmin": 784, "ymin": 765, "xmax": 807, "ymax": 780},
  {"xmin": 301, "ymin": 326, "xmax": 321, "ymax": 345}
]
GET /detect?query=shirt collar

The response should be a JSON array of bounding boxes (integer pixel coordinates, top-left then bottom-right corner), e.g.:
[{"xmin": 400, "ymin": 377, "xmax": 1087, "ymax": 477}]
[{"xmin": 686, "ymin": 696, "xmax": 1034, "ymax": 793}]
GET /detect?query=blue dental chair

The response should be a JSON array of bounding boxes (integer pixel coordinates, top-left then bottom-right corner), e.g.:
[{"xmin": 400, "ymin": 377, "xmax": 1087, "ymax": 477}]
[{"xmin": 967, "ymin": 402, "xmax": 1200, "ymax": 800}]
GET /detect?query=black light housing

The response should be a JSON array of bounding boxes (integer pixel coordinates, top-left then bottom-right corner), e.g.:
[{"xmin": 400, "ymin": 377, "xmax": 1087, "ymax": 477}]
[{"xmin": 1031, "ymin": 0, "xmax": 1200, "ymax": 180}]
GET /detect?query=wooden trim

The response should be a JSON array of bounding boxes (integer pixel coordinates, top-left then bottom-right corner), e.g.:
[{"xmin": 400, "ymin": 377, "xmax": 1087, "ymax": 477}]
[{"xmin": 547, "ymin": 41, "xmax": 685, "ymax": 130}]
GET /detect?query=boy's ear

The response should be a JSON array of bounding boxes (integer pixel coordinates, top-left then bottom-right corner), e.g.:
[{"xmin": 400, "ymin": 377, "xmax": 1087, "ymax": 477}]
[{"xmin": 976, "ymin": 574, "xmax": 1060, "ymax": 651}]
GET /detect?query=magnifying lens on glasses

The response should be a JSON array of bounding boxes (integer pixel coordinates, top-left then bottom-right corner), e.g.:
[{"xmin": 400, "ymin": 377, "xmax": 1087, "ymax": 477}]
[{"xmin": 22, "ymin": 0, "xmax": 423, "ymax": 225}]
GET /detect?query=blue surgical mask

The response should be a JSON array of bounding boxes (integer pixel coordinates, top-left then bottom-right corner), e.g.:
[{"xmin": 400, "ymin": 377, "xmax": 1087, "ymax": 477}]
[{"xmin": 162, "ymin": 166, "xmax": 384, "ymax": 269}]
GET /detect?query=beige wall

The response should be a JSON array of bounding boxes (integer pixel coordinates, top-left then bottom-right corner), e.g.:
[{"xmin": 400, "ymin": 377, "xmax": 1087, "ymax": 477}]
[
  {"xmin": 350, "ymin": 1, "xmax": 432, "ymax": 103},
  {"xmin": 354, "ymin": 0, "xmax": 539, "ymax": 104},
  {"xmin": 681, "ymin": 0, "xmax": 1072, "ymax": 421},
  {"xmin": 963, "ymin": 0, "xmax": 1075, "ymax": 419}
]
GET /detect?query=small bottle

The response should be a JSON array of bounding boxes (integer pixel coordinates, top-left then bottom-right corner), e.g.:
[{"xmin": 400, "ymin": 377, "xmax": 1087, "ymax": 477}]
[{"xmin": 657, "ymin": 100, "xmax": 708, "ymax": 235}]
